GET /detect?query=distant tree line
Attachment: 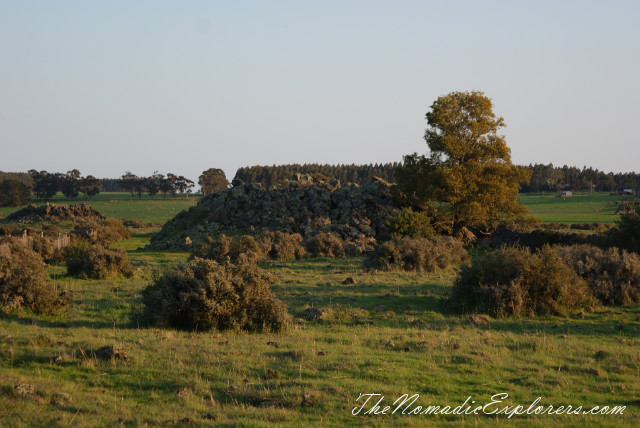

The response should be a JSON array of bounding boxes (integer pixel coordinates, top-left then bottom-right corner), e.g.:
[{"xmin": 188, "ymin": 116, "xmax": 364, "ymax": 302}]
[
  {"xmin": 94, "ymin": 172, "xmax": 196, "ymax": 199},
  {"xmin": 521, "ymin": 164, "xmax": 640, "ymax": 193},
  {"xmin": 29, "ymin": 169, "xmax": 101, "ymax": 200},
  {"xmin": 233, "ymin": 163, "xmax": 399, "ymax": 186}
]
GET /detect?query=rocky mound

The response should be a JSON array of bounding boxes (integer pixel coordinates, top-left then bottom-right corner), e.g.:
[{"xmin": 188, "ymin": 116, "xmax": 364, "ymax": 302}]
[
  {"xmin": 149, "ymin": 176, "xmax": 397, "ymax": 250},
  {"xmin": 5, "ymin": 203, "xmax": 106, "ymax": 223}
]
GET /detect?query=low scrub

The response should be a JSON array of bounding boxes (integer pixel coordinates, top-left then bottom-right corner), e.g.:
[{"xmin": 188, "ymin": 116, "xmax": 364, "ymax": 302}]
[
  {"xmin": 385, "ymin": 208, "xmax": 434, "ymax": 239},
  {"xmin": 259, "ymin": 231, "xmax": 305, "ymax": 261},
  {"xmin": 453, "ymin": 246, "xmax": 594, "ymax": 317},
  {"xmin": 559, "ymin": 244, "xmax": 640, "ymax": 305},
  {"xmin": 0, "ymin": 243, "xmax": 69, "ymax": 314},
  {"xmin": 368, "ymin": 236, "xmax": 467, "ymax": 272},
  {"xmin": 304, "ymin": 232, "xmax": 346, "ymax": 258},
  {"xmin": 64, "ymin": 240, "xmax": 133, "ymax": 279},
  {"xmin": 73, "ymin": 218, "xmax": 130, "ymax": 245},
  {"xmin": 192, "ymin": 234, "xmax": 264, "ymax": 265},
  {"xmin": 140, "ymin": 258, "xmax": 290, "ymax": 332}
]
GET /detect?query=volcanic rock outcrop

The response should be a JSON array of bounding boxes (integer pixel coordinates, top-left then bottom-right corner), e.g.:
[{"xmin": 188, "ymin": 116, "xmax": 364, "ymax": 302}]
[{"xmin": 148, "ymin": 177, "xmax": 397, "ymax": 250}]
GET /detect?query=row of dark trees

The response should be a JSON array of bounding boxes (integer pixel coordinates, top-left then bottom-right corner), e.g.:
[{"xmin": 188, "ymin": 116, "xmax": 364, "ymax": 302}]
[
  {"xmin": 116, "ymin": 172, "xmax": 195, "ymax": 199},
  {"xmin": 25, "ymin": 170, "xmax": 196, "ymax": 201},
  {"xmin": 29, "ymin": 170, "xmax": 101, "ymax": 200},
  {"xmin": 233, "ymin": 163, "xmax": 399, "ymax": 187},
  {"xmin": 0, "ymin": 180, "xmax": 31, "ymax": 207},
  {"xmin": 522, "ymin": 164, "xmax": 640, "ymax": 193}
]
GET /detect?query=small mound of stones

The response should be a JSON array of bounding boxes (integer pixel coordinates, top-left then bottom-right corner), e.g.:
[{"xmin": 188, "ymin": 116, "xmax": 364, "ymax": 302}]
[{"xmin": 5, "ymin": 203, "xmax": 105, "ymax": 223}]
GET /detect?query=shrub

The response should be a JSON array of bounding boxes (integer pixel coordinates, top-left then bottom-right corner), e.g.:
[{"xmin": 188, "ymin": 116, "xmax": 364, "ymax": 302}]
[
  {"xmin": 191, "ymin": 234, "xmax": 232, "ymax": 262},
  {"xmin": 229, "ymin": 235, "xmax": 264, "ymax": 264},
  {"xmin": 259, "ymin": 231, "xmax": 305, "ymax": 261},
  {"xmin": 385, "ymin": 208, "xmax": 434, "ymax": 239},
  {"xmin": 0, "ymin": 243, "xmax": 68, "ymax": 314},
  {"xmin": 305, "ymin": 232, "xmax": 346, "ymax": 258},
  {"xmin": 73, "ymin": 218, "xmax": 130, "ymax": 245},
  {"xmin": 64, "ymin": 240, "xmax": 133, "ymax": 279},
  {"xmin": 453, "ymin": 246, "xmax": 594, "ymax": 317},
  {"xmin": 140, "ymin": 258, "xmax": 290, "ymax": 332},
  {"xmin": 30, "ymin": 235, "xmax": 62, "ymax": 263},
  {"xmin": 368, "ymin": 236, "xmax": 467, "ymax": 272},
  {"xmin": 559, "ymin": 244, "xmax": 640, "ymax": 305},
  {"xmin": 603, "ymin": 211, "xmax": 640, "ymax": 253}
]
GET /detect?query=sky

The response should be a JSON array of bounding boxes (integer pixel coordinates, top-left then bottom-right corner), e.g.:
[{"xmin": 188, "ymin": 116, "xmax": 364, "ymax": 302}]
[{"xmin": 1, "ymin": 0, "xmax": 638, "ymax": 184}]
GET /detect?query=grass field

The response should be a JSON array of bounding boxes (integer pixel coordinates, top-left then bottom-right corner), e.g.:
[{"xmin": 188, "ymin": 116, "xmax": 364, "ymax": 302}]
[
  {"xmin": 519, "ymin": 192, "xmax": 634, "ymax": 225},
  {"xmin": 0, "ymin": 193, "xmax": 199, "ymax": 224},
  {"xmin": 1, "ymin": 192, "xmax": 639, "ymax": 426},
  {"xmin": 0, "ymin": 231, "xmax": 639, "ymax": 426}
]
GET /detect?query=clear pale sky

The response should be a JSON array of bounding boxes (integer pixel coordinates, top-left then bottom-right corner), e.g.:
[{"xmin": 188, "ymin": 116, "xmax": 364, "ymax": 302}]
[{"xmin": 1, "ymin": 0, "xmax": 638, "ymax": 183}]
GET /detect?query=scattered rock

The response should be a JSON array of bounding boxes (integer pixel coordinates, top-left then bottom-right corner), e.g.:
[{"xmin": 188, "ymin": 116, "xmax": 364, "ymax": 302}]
[
  {"xmin": 14, "ymin": 384, "xmax": 38, "ymax": 398},
  {"xmin": 51, "ymin": 392, "xmax": 73, "ymax": 406},
  {"xmin": 301, "ymin": 392, "xmax": 315, "ymax": 407},
  {"xmin": 301, "ymin": 307, "xmax": 325, "ymax": 322},
  {"xmin": 594, "ymin": 350, "xmax": 609, "ymax": 360},
  {"xmin": 372, "ymin": 305, "xmax": 387, "ymax": 313},
  {"xmin": 94, "ymin": 345, "xmax": 130, "ymax": 362},
  {"xmin": 468, "ymin": 314, "xmax": 490, "ymax": 325},
  {"xmin": 257, "ymin": 398, "xmax": 282, "ymax": 408},
  {"xmin": 264, "ymin": 369, "xmax": 280, "ymax": 380},
  {"xmin": 177, "ymin": 388, "xmax": 191, "ymax": 397},
  {"xmin": 582, "ymin": 368, "xmax": 603, "ymax": 376}
]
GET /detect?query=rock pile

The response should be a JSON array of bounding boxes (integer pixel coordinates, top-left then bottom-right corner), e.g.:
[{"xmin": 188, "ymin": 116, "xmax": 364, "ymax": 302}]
[
  {"xmin": 149, "ymin": 177, "xmax": 397, "ymax": 250},
  {"xmin": 5, "ymin": 203, "xmax": 105, "ymax": 223}
]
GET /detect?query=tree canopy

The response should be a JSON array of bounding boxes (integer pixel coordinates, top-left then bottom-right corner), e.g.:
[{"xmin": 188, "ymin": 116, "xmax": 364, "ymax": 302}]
[
  {"xmin": 199, "ymin": 168, "xmax": 229, "ymax": 195},
  {"xmin": 395, "ymin": 91, "xmax": 530, "ymax": 236}
]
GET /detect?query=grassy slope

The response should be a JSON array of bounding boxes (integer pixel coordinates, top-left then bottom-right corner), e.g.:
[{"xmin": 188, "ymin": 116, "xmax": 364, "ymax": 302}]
[
  {"xmin": 1, "ymin": 233, "xmax": 638, "ymax": 427},
  {"xmin": 0, "ymin": 193, "xmax": 198, "ymax": 224}
]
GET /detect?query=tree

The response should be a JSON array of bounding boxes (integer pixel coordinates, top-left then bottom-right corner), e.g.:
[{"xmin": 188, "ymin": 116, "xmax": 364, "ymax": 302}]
[
  {"xmin": 60, "ymin": 169, "xmax": 81, "ymax": 200},
  {"xmin": 395, "ymin": 91, "xmax": 530, "ymax": 237},
  {"xmin": 79, "ymin": 175, "xmax": 101, "ymax": 199},
  {"xmin": 198, "ymin": 168, "xmax": 229, "ymax": 195},
  {"xmin": 29, "ymin": 170, "xmax": 58, "ymax": 200},
  {"xmin": 0, "ymin": 180, "xmax": 31, "ymax": 207},
  {"xmin": 120, "ymin": 172, "xmax": 139, "ymax": 199}
]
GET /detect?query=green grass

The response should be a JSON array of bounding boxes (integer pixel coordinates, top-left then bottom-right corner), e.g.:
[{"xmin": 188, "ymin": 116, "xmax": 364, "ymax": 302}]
[
  {"xmin": 0, "ymin": 192, "xmax": 199, "ymax": 224},
  {"xmin": 1, "ymin": 232, "xmax": 638, "ymax": 426},
  {"xmin": 519, "ymin": 192, "xmax": 634, "ymax": 224}
]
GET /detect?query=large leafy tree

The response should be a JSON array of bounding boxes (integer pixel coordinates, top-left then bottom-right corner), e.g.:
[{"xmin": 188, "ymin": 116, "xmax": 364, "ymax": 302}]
[
  {"xmin": 395, "ymin": 91, "xmax": 530, "ymax": 236},
  {"xmin": 199, "ymin": 168, "xmax": 229, "ymax": 195}
]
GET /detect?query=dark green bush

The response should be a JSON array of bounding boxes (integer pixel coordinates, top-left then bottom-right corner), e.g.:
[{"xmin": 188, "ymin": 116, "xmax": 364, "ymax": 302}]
[
  {"xmin": 192, "ymin": 234, "xmax": 264, "ymax": 265},
  {"xmin": 64, "ymin": 240, "xmax": 133, "ymax": 279},
  {"xmin": 453, "ymin": 246, "xmax": 594, "ymax": 317},
  {"xmin": 140, "ymin": 258, "xmax": 290, "ymax": 332},
  {"xmin": 603, "ymin": 211, "xmax": 640, "ymax": 253},
  {"xmin": 259, "ymin": 231, "xmax": 305, "ymax": 261},
  {"xmin": 0, "ymin": 242, "xmax": 69, "ymax": 314},
  {"xmin": 368, "ymin": 236, "xmax": 467, "ymax": 272},
  {"xmin": 385, "ymin": 208, "xmax": 434, "ymax": 239},
  {"xmin": 559, "ymin": 244, "xmax": 640, "ymax": 305},
  {"xmin": 305, "ymin": 232, "xmax": 346, "ymax": 258}
]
